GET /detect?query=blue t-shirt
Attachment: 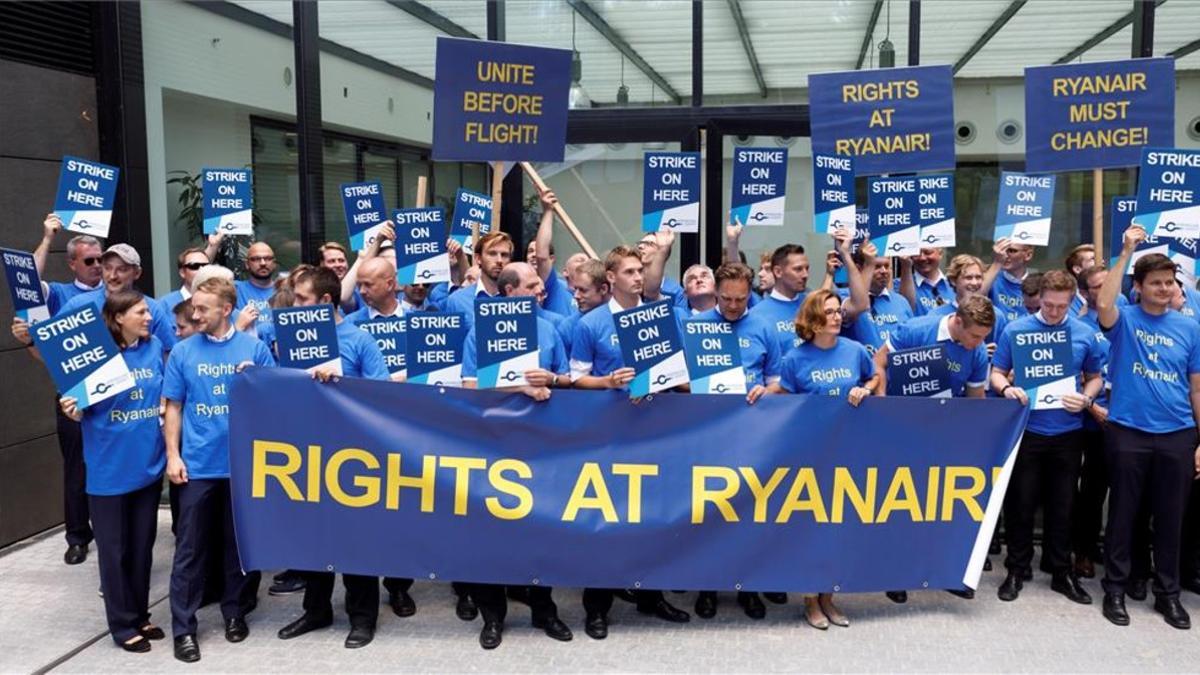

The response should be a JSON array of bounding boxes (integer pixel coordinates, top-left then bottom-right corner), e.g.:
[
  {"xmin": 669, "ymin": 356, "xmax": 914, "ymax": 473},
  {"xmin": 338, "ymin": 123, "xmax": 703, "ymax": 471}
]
[
  {"xmin": 780, "ymin": 337, "xmax": 875, "ymax": 396},
  {"xmin": 235, "ymin": 279, "xmax": 275, "ymax": 328},
  {"xmin": 1103, "ymin": 304, "xmax": 1200, "ymax": 433},
  {"xmin": 557, "ymin": 309, "xmax": 583, "ymax": 354},
  {"xmin": 462, "ymin": 315, "xmax": 567, "ymax": 379},
  {"xmin": 867, "ymin": 289, "xmax": 913, "ymax": 346},
  {"xmin": 990, "ymin": 272, "xmax": 1028, "ymax": 324},
  {"xmin": 428, "ymin": 282, "xmax": 454, "ymax": 309},
  {"xmin": 340, "ymin": 287, "xmax": 363, "ymax": 315},
  {"xmin": 80, "ymin": 336, "xmax": 166, "ymax": 496},
  {"xmin": 748, "ymin": 291, "xmax": 807, "ymax": 355},
  {"xmin": 911, "ymin": 274, "xmax": 954, "ymax": 316},
  {"xmin": 992, "ymin": 314, "xmax": 1105, "ymax": 436},
  {"xmin": 443, "ymin": 282, "xmax": 498, "ymax": 333},
  {"xmin": 162, "ymin": 330, "xmax": 275, "ymax": 479},
  {"xmin": 928, "ymin": 299, "xmax": 1009, "ymax": 345},
  {"xmin": 59, "ymin": 288, "xmax": 177, "ymax": 351},
  {"xmin": 569, "ymin": 299, "xmax": 686, "ymax": 379},
  {"xmin": 834, "ymin": 289, "xmax": 883, "ymax": 354},
  {"xmin": 47, "ymin": 280, "xmax": 102, "ymax": 316},
  {"xmin": 1078, "ymin": 309, "xmax": 1112, "ymax": 431},
  {"xmin": 1177, "ymin": 289, "xmax": 1200, "ymax": 323},
  {"xmin": 660, "ymin": 276, "xmax": 685, "ymax": 308},
  {"xmin": 157, "ymin": 288, "xmax": 187, "ymax": 314},
  {"xmin": 887, "ymin": 314, "xmax": 991, "ymax": 397},
  {"xmin": 334, "ymin": 320, "xmax": 390, "ymax": 380},
  {"xmin": 694, "ymin": 308, "xmax": 782, "ymax": 387},
  {"xmin": 542, "ymin": 269, "xmax": 576, "ymax": 317}
]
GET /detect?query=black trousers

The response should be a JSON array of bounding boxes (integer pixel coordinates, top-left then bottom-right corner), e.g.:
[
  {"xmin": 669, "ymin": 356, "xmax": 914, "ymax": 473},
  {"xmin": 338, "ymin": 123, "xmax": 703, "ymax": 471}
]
[
  {"xmin": 582, "ymin": 588, "xmax": 665, "ymax": 616},
  {"xmin": 1071, "ymin": 429, "xmax": 1107, "ymax": 559},
  {"xmin": 169, "ymin": 479, "xmax": 261, "ymax": 636},
  {"xmin": 303, "ymin": 573, "xmax": 379, "ymax": 628},
  {"xmin": 56, "ymin": 406, "xmax": 92, "ymax": 546},
  {"xmin": 467, "ymin": 583, "xmax": 558, "ymax": 624},
  {"xmin": 1003, "ymin": 430, "xmax": 1081, "ymax": 576},
  {"xmin": 381, "ymin": 577, "xmax": 415, "ymax": 596},
  {"xmin": 90, "ymin": 479, "xmax": 160, "ymax": 643},
  {"xmin": 1101, "ymin": 423, "xmax": 1198, "ymax": 599},
  {"xmin": 1182, "ymin": 481, "xmax": 1200, "ymax": 582}
]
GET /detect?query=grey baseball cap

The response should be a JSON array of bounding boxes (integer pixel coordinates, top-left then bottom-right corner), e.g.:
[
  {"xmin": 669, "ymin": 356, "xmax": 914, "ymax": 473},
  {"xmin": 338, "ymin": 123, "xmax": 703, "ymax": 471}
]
[{"xmin": 101, "ymin": 243, "xmax": 141, "ymax": 267}]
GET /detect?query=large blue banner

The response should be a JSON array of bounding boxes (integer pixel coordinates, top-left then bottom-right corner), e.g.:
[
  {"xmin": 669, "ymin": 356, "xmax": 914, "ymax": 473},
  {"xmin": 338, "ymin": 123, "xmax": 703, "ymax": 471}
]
[{"xmin": 230, "ymin": 369, "xmax": 1028, "ymax": 593}]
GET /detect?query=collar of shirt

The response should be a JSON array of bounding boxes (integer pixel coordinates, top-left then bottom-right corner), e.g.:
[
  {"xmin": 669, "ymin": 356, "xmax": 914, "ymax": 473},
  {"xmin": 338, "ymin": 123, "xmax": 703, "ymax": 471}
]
[
  {"xmin": 915, "ymin": 270, "xmax": 947, "ymax": 289},
  {"xmin": 936, "ymin": 314, "xmax": 953, "ymax": 342},
  {"xmin": 769, "ymin": 288, "xmax": 798, "ymax": 302},
  {"xmin": 474, "ymin": 283, "xmax": 495, "ymax": 298},
  {"xmin": 1034, "ymin": 310, "xmax": 1067, "ymax": 327},
  {"xmin": 204, "ymin": 325, "xmax": 237, "ymax": 343},
  {"xmin": 608, "ymin": 296, "xmax": 642, "ymax": 314},
  {"xmin": 74, "ymin": 279, "xmax": 102, "ymax": 292},
  {"xmin": 179, "ymin": 285, "xmax": 193, "ymax": 301},
  {"xmin": 368, "ymin": 303, "xmax": 402, "ymax": 319},
  {"xmin": 399, "ymin": 299, "xmax": 424, "ymax": 313},
  {"xmin": 871, "ymin": 286, "xmax": 892, "ymax": 300},
  {"xmin": 1002, "ymin": 270, "xmax": 1027, "ymax": 285}
]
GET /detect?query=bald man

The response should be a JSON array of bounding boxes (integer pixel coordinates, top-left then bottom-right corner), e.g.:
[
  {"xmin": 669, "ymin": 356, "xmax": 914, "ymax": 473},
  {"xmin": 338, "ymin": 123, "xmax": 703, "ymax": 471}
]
[{"xmin": 235, "ymin": 242, "xmax": 278, "ymax": 329}]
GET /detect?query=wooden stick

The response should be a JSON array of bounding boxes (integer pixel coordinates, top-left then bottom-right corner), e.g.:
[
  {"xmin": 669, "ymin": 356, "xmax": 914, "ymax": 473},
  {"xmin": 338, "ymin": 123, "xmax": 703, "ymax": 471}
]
[
  {"xmin": 518, "ymin": 161, "xmax": 599, "ymax": 259},
  {"xmin": 415, "ymin": 175, "xmax": 428, "ymax": 208},
  {"xmin": 1092, "ymin": 168, "xmax": 1104, "ymax": 262},
  {"xmin": 483, "ymin": 162, "xmax": 505, "ymax": 255}
]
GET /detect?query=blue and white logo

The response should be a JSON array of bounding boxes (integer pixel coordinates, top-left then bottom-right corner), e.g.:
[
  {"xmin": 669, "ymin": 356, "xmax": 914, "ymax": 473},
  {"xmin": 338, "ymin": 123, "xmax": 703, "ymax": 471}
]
[
  {"xmin": 643, "ymin": 152, "xmax": 701, "ymax": 233},
  {"xmin": 731, "ymin": 147, "xmax": 787, "ymax": 227},
  {"xmin": 1, "ymin": 248, "xmax": 50, "ymax": 324},
  {"xmin": 868, "ymin": 176, "xmax": 920, "ymax": 256},
  {"xmin": 682, "ymin": 319, "xmax": 746, "ymax": 394},
  {"xmin": 450, "ymin": 189, "xmax": 493, "ymax": 256},
  {"xmin": 1012, "ymin": 327, "xmax": 1077, "ymax": 411},
  {"xmin": 614, "ymin": 299, "xmax": 689, "ymax": 397},
  {"xmin": 273, "ymin": 304, "xmax": 342, "ymax": 375},
  {"xmin": 915, "ymin": 173, "xmax": 956, "ymax": 248}
]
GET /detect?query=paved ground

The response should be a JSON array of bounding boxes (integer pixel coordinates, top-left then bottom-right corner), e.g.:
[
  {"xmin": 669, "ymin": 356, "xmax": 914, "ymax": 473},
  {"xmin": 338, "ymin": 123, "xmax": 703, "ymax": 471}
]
[{"xmin": 1, "ymin": 509, "xmax": 1197, "ymax": 673}]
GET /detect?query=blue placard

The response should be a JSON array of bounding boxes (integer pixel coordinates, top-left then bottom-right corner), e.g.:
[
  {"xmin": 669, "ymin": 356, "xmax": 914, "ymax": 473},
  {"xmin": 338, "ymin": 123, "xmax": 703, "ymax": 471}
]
[
  {"xmin": 813, "ymin": 153, "xmax": 856, "ymax": 234},
  {"xmin": 915, "ymin": 173, "xmax": 956, "ymax": 248},
  {"xmin": 833, "ymin": 212, "xmax": 870, "ymax": 286},
  {"xmin": 642, "ymin": 152, "xmax": 701, "ymax": 233},
  {"xmin": 450, "ymin": 189, "xmax": 493, "ymax": 256},
  {"xmin": 1112, "ymin": 195, "xmax": 1200, "ymax": 283},
  {"xmin": 809, "ymin": 65, "xmax": 955, "ymax": 176},
  {"xmin": 272, "ymin": 304, "xmax": 342, "ymax": 375},
  {"xmin": 431, "ymin": 37, "xmax": 571, "ymax": 162},
  {"xmin": 405, "ymin": 312, "xmax": 467, "ymax": 386},
  {"xmin": 613, "ymin": 299, "xmax": 689, "ymax": 397},
  {"xmin": 1024, "ymin": 58, "xmax": 1175, "ymax": 173},
  {"xmin": 1132, "ymin": 148, "xmax": 1200, "ymax": 239},
  {"xmin": 1012, "ymin": 327, "xmax": 1077, "ymax": 411},
  {"xmin": 393, "ymin": 208, "xmax": 451, "ymax": 285},
  {"xmin": 474, "ymin": 296, "xmax": 538, "ymax": 388},
  {"xmin": 1, "ymin": 248, "xmax": 50, "ymax": 324},
  {"xmin": 681, "ymin": 319, "xmax": 746, "ymax": 394},
  {"xmin": 341, "ymin": 181, "xmax": 388, "ymax": 251},
  {"xmin": 54, "ymin": 156, "xmax": 119, "ymax": 238},
  {"xmin": 1109, "ymin": 196, "xmax": 1143, "ymax": 270},
  {"xmin": 359, "ymin": 316, "xmax": 406, "ymax": 376},
  {"xmin": 731, "ymin": 147, "xmax": 788, "ymax": 227},
  {"xmin": 30, "ymin": 304, "xmax": 135, "ymax": 409},
  {"xmin": 868, "ymin": 176, "xmax": 920, "ymax": 257},
  {"xmin": 202, "ymin": 167, "xmax": 253, "ymax": 235},
  {"xmin": 886, "ymin": 345, "xmax": 952, "ymax": 398},
  {"xmin": 994, "ymin": 172, "xmax": 1055, "ymax": 246}
]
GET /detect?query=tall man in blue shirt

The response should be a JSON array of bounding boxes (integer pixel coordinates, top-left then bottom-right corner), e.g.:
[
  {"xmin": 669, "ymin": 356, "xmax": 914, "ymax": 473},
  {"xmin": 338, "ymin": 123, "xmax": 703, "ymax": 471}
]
[
  {"xmin": 1095, "ymin": 225, "xmax": 1200, "ymax": 630},
  {"xmin": 234, "ymin": 241, "xmax": 278, "ymax": 330},
  {"xmin": 444, "ymin": 231, "xmax": 514, "ymax": 332},
  {"xmin": 748, "ymin": 243, "xmax": 812, "ymax": 354}
]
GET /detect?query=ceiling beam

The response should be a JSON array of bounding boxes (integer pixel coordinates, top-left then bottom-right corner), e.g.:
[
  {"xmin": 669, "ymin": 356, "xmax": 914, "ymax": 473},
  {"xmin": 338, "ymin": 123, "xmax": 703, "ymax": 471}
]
[
  {"xmin": 1167, "ymin": 37, "xmax": 1200, "ymax": 58},
  {"xmin": 726, "ymin": 0, "xmax": 766, "ymax": 97},
  {"xmin": 953, "ymin": 0, "xmax": 1026, "ymax": 73},
  {"xmin": 1054, "ymin": 0, "xmax": 1167, "ymax": 64},
  {"xmin": 566, "ymin": 0, "xmax": 682, "ymax": 104},
  {"xmin": 855, "ymin": 0, "xmax": 884, "ymax": 70},
  {"xmin": 385, "ymin": 0, "xmax": 478, "ymax": 39}
]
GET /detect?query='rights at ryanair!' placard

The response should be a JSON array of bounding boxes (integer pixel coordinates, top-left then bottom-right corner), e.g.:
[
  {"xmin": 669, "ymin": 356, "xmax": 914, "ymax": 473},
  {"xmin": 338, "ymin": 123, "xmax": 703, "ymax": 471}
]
[
  {"xmin": 643, "ymin": 152, "xmax": 701, "ymax": 233},
  {"xmin": 614, "ymin": 299, "xmax": 689, "ymax": 397},
  {"xmin": 868, "ymin": 176, "xmax": 920, "ymax": 257},
  {"xmin": 887, "ymin": 345, "xmax": 952, "ymax": 398},
  {"xmin": 474, "ymin": 296, "xmax": 538, "ymax": 388},
  {"xmin": 1132, "ymin": 148, "xmax": 1200, "ymax": 240},
  {"xmin": 682, "ymin": 319, "xmax": 746, "ymax": 395},
  {"xmin": 432, "ymin": 37, "xmax": 571, "ymax": 162},
  {"xmin": 1012, "ymin": 327, "xmax": 1077, "ymax": 411},
  {"xmin": 54, "ymin": 156, "xmax": 119, "ymax": 238},
  {"xmin": 450, "ymin": 189, "xmax": 493, "ymax": 256},
  {"xmin": 1, "ymin": 248, "xmax": 50, "ymax": 324},
  {"xmin": 341, "ymin": 181, "xmax": 388, "ymax": 251},
  {"xmin": 202, "ymin": 168, "xmax": 253, "ymax": 235},
  {"xmin": 915, "ymin": 174, "xmax": 956, "ymax": 248},
  {"xmin": 809, "ymin": 65, "xmax": 954, "ymax": 176},
  {"xmin": 360, "ymin": 316, "xmax": 406, "ymax": 377},
  {"xmin": 31, "ymin": 305, "xmax": 135, "ymax": 409},
  {"xmin": 1111, "ymin": 196, "xmax": 1199, "ymax": 285},
  {"xmin": 393, "ymin": 208, "xmax": 451, "ymax": 285},
  {"xmin": 1024, "ymin": 58, "xmax": 1175, "ymax": 173},
  {"xmin": 406, "ymin": 312, "xmax": 467, "ymax": 386},
  {"xmin": 272, "ymin": 304, "xmax": 342, "ymax": 375},
  {"xmin": 813, "ymin": 154, "xmax": 856, "ymax": 235},
  {"xmin": 731, "ymin": 148, "xmax": 788, "ymax": 227},
  {"xmin": 995, "ymin": 172, "xmax": 1055, "ymax": 246}
]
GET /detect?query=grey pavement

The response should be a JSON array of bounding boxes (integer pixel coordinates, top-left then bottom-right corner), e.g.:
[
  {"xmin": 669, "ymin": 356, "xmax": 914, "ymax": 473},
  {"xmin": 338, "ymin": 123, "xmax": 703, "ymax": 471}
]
[{"xmin": 1, "ymin": 509, "xmax": 1197, "ymax": 673}]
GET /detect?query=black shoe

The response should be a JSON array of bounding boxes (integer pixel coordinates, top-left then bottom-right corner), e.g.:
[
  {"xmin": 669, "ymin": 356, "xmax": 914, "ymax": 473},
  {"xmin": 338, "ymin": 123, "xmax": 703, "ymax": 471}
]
[
  {"xmin": 885, "ymin": 591, "xmax": 908, "ymax": 603},
  {"xmin": 947, "ymin": 588, "xmax": 975, "ymax": 600},
  {"xmin": 1102, "ymin": 593, "xmax": 1130, "ymax": 626},
  {"xmin": 584, "ymin": 613, "xmax": 608, "ymax": 640},
  {"xmin": 1128, "ymin": 577, "xmax": 1148, "ymax": 601},
  {"xmin": 345, "ymin": 623, "xmax": 375, "ymax": 649},
  {"xmin": 389, "ymin": 589, "xmax": 416, "ymax": 618},
  {"xmin": 532, "ymin": 615, "xmax": 573, "ymax": 641},
  {"xmin": 173, "ymin": 634, "xmax": 200, "ymax": 663},
  {"xmin": 277, "ymin": 613, "xmax": 333, "ymax": 640},
  {"xmin": 506, "ymin": 586, "xmax": 531, "ymax": 606},
  {"xmin": 614, "ymin": 589, "xmax": 639, "ymax": 604},
  {"xmin": 138, "ymin": 624, "xmax": 165, "ymax": 641},
  {"xmin": 763, "ymin": 592, "xmax": 787, "ymax": 604},
  {"xmin": 738, "ymin": 592, "xmax": 766, "ymax": 620},
  {"xmin": 637, "ymin": 598, "xmax": 690, "ymax": 623},
  {"xmin": 479, "ymin": 621, "xmax": 503, "ymax": 650},
  {"xmin": 1183, "ymin": 576, "xmax": 1200, "ymax": 596},
  {"xmin": 997, "ymin": 572, "xmax": 1023, "ymax": 602},
  {"xmin": 268, "ymin": 574, "xmax": 306, "ymax": 596},
  {"xmin": 64, "ymin": 543, "xmax": 87, "ymax": 565},
  {"xmin": 1153, "ymin": 596, "xmax": 1192, "ymax": 630},
  {"xmin": 224, "ymin": 616, "xmax": 249, "ymax": 643},
  {"xmin": 1050, "ymin": 573, "xmax": 1092, "ymax": 605},
  {"xmin": 984, "ymin": 557, "xmax": 993, "ymax": 572},
  {"xmin": 694, "ymin": 592, "xmax": 717, "ymax": 619},
  {"xmin": 121, "ymin": 635, "xmax": 151, "ymax": 653},
  {"xmin": 455, "ymin": 593, "xmax": 478, "ymax": 621}
]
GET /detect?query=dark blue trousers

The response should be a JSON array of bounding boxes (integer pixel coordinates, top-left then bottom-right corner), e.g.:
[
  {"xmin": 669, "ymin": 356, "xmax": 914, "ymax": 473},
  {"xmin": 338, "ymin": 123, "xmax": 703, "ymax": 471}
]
[
  {"xmin": 56, "ymin": 406, "xmax": 92, "ymax": 546},
  {"xmin": 90, "ymin": 478, "xmax": 160, "ymax": 643}
]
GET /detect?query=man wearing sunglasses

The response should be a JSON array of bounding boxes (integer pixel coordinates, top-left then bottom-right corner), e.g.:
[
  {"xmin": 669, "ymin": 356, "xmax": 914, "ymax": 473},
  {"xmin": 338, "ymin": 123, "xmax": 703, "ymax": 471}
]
[
  {"xmin": 32, "ymin": 213, "xmax": 104, "ymax": 315},
  {"xmin": 158, "ymin": 248, "xmax": 212, "ymax": 314},
  {"xmin": 235, "ymin": 242, "xmax": 278, "ymax": 330}
]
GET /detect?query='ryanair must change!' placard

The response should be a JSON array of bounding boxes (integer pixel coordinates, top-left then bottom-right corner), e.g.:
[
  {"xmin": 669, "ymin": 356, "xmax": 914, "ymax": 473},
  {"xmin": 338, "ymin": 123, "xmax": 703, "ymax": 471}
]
[
  {"xmin": 54, "ymin": 156, "xmax": 119, "ymax": 238},
  {"xmin": 272, "ymin": 304, "xmax": 342, "ymax": 375},
  {"xmin": 474, "ymin": 296, "xmax": 539, "ymax": 388},
  {"xmin": 31, "ymin": 305, "xmax": 135, "ymax": 409},
  {"xmin": 450, "ymin": 189, "xmax": 493, "ymax": 256},
  {"xmin": 1012, "ymin": 327, "xmax": 1078, "ymax": 411},
  {"xmin": 995, "ymin": 172, "xmax": 1055, "ymax": 246},
  {"xmin": 341, "ymin": 181, "xmax": 388, "ymax": 251},
  {"xmin": 868, "ymin": 176, "xmax": 920, "ymax": 257},
  {"xmin": 393, "ymin": 208, "xmax": 451, "ymax": 285},
  {"xmin": 202, "ymin": 168, "xmax": 253, "ymax": 236},
  {"xmin": 887, "ymin": 344, "xmax": 952, "ymax": 398},
  {"xmin": 643, "ymin": 152, "xmax": 701, "ymax": 233},
  {"xmin": 1, "ymin": 248, "xmax": 50, "ymax": 324},
  {"xmin": 406, "ymin": 312, "xmax": 467, "ymax": 386},
  {"xmin": 812, "ymin": 154, "xmax": 855, "ymax": 234},
  {"xmin": 681, "ymin": 318, "xmax": 746, "ymax": 395},
  {"xmin": 730, "ymin": 147, "xmax": 788, "ymax": 227},
  {"xmin": 915, "ymin": 173, "xmax": 956, "ymax": 248},
  {"xmin": 614, "ymin": 299, "xmax": 689, "ymax": 397},
  {"xmin": 1132, "ymin": 148, "xmax": 1200, "ymax": 240}
]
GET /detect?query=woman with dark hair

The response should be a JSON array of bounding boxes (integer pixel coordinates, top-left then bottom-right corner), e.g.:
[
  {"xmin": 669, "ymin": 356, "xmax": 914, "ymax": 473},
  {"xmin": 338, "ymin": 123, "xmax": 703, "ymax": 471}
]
[
  {"xmin": 767, "ymin": 288, "xmax": 879, "ymax": 630},
  {"xmin": 60, "ymin": 289, "xmax": 166, "ymax": 653}
]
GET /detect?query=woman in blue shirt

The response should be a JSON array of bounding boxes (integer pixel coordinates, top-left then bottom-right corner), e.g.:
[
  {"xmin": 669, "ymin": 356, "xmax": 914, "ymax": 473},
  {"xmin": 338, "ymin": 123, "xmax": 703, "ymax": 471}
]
[
  {"xmin": 767, "ymin": 289, "xmax": 878, "ymax": 630},
  {"xmin": 60, "ymin": 290, "xmax": 166, "ymax": 653}
]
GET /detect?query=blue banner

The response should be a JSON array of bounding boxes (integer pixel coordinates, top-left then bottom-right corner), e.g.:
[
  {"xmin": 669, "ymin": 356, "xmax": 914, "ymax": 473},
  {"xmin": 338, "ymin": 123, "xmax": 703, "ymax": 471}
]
[
  {"xmin": 915, "ymin": 173, "xmax": 956, "ymax": 248},
  {"xmin": 393, "ymin": 208, "xmax": 451, "ymax": 285},
  {"xmin": 614, "ymin": 300, "xmax": 689, "ymax": 397},
  {"xmin": 474, "ymin": 296, "xmax": 538, "ymax": 388},
  {"xmin": 681, "ymin": 318, "xmax": 746, "ymax": 395},
  {"xmin": 406, "ymin": 312, "xmax": 467, "ymax": 386},
  {"xmin": 1132, "ymin": 148, "xmax": 1200, "ymax": 239},
  {"xmin": 809, "ymin": 65, "xmax": 955, "ymax": 176},
  {"xmin": 730, "ymin": 147, "xmax": 788, "ymax": 227},
  {"xmin": 887, "ymin": 345, "xmax": 952, "ymax": 398},
  {"xmin": 1012, "ymin": 327, "xmax": 1077, "ymax": 411},
  {"xmin": 54, "ymin": 156, "xmax": 119, "ymax": 238},
  {"xmin": 272, "ymin": 305, "xmax": 341, "ymax": 375},
  {"xmin": 1, "ymin": 247, "xmax": 50, "ymax": 324},
  {"xmin": 341, "ymin": 181, "xmax": 388, "ymax": 251},
  {"xmin": 813, "ymin": 154, "xmax": 856, "ymax": 234},
  {"xmin": 642, "ymin": 152, "xmax": 701, "ymax": 233},
  {"xmin": 202, "ymin": 168, "xmax": 253, "ymax": 236},
  {"xmin": 1024, "ymin": 58, "xmax": 1175, "ymax": 173},
  {"xmin": 31, "ymin": 304, "xmax": 135, "ymax": 409},
  {"xmin": 432, "ymin": 37, "xmax": 571, "ymax": 162},
  {"xmin": 994, "ymin": 172, "xmax": 1055, "ymax": 246},
  {"xmin": 868, "ymin": 177, "xmax": 920, "ymax": 257},
  {"xmin": 360, "ymin": 316, "xmax": 406, "ymax": 377},
  {"xmin": 229, "ymin": 368, "xmax": 1028, "ymax": 593},
  {"xmin": 450, "ymin": 189, "xmax": 493, "ymax": 256}
]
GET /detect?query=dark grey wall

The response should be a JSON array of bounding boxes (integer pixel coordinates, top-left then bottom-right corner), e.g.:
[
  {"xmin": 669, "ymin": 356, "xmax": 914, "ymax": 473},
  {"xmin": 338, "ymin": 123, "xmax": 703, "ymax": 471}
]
[{"xmin": 0, "ymin": 58, "xmax": 101, "ymax": 547}]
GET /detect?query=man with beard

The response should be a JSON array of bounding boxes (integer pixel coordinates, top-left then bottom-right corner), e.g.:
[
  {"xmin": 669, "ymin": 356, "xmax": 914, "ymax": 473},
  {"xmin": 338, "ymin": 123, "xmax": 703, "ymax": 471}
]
[
  {"xmin": 748, "ymin": 243, "xmax": 811, "ymax": 355},
  {"xmin": 235, "ymin": 241, "xmax": 278, "ymax": 330},
  {"xmin": 444, "ymin": 232, "xmax": 514, "ymax": 333}
]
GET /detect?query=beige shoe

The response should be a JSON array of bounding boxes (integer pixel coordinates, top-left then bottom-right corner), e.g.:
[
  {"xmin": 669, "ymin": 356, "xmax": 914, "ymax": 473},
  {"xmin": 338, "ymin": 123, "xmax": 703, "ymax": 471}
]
[
  {"xmin": 819, "ymin": 594, "xmax": 849, "ymax": 627},
  {"xmin": 803, "ymin": 596, "xmax": 829, "ymax": 630}
]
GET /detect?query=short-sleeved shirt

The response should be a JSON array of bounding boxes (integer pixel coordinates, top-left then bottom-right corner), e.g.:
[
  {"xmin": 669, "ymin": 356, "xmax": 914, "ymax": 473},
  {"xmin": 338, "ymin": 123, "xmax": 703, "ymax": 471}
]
[
  {"xmin": 887, "ymin": 314, "xmax": 990, "ymax": 397},
  {"xmin": 990, "ymin": 271, "xmax": 1028, "ymax": 324},
  {"xmin": 462, "ymin": 315, "xmax": 567, "ymax": 380},
  {"xmin": 780, "ymin": 337, "xmax": 875, "ymax": 397},
  {"xmin": 46, "ymin": 280, "xmax": 102, "ymax": 316},
  {"xmin": 866, "ymin": 287, "xmax": 913, "ymax": 345},
  {"xmin": 911, "ymin": 272, "xmax": 953, "ymax": 316},
  {"xmin": 569, "ymin": 297, "xmax": 686, "ymax": 380},
  {"xmin": 556, "ymin": 309, "xmax": 583, "ymax": 354},
  {"xmin": 693, "ymin": 307, "xmax": 782, "ymax": 387},
  {"xmin": 1177, "ymin": 289, "xmax": 1200, "ymax": 324},
  {"xmin": 835, "ymin": 289, "xmax": 884, "ymax": 354},
  {"xmin": 1077, "ymin": 309, "xmax": 1112, "ymax": 431},
  {"xmin": 542, "ymin": 269, "xmax": 576, "ymax": 317},
  {"xmin": 660, "ymin": 276, "xmax": 685, "ymax": 308},
  {"xmin": 443, "ymin": 282, "xmax": 498, "ymax": 333},
  {"xmin": 1103, "ymin": 304, "xmax": 1200, "ymax": 433},
  {"xmin": 928, "ymin": 298, "xmax": 1009, "ymax": 345},
  {"xmin": 157, "ymin": 286, "xmax": 190, "ymax": 314},
  {"xmin": 235, "ymin": 279, "xmax": 275, "ymax": 328},
  {"xmin": 334, "ymin": 320, "xmax": 390, "ymax": 380},
  {"xmin": 748, "ymin": 290, "xmax": 808, "ymax": 355},
  {"xmin": 59, "ymin": 289, "xmax": 177, "ymax": 352}
]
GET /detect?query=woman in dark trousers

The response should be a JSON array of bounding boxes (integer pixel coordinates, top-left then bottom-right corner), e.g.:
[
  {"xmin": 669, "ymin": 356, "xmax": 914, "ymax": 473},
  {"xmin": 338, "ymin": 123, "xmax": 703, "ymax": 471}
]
[{"xmin": 60, "ymin": 290, "xmax": 167, "ymax": 652}]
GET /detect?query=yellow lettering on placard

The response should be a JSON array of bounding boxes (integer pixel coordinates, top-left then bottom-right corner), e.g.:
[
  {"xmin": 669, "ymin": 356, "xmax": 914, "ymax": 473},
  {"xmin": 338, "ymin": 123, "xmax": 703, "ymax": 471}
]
[
  {"xmin": 385, "ymin": 454, "xmax": 437, "ymax": 512},
  {"xmin": 439, "ymin": 456, "xmax": 487, "ymax": 516},
  {"xmin": 739, "ymin": 467, "xmax": 789, "ymax": 523},
  {"xmin": 831, "ymin": 467, "xmax": 877, "ymax": 524}
]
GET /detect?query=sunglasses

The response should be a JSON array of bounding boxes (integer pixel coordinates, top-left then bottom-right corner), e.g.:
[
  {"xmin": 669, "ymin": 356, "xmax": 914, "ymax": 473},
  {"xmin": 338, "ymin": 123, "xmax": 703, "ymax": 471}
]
[
  {"xmin": 80, "ymin": 256, "xmax": 101, "ymax": 266},
  {"xmin": 180, "ymin": 262, "xmax": 207, "ymax": 271}
]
